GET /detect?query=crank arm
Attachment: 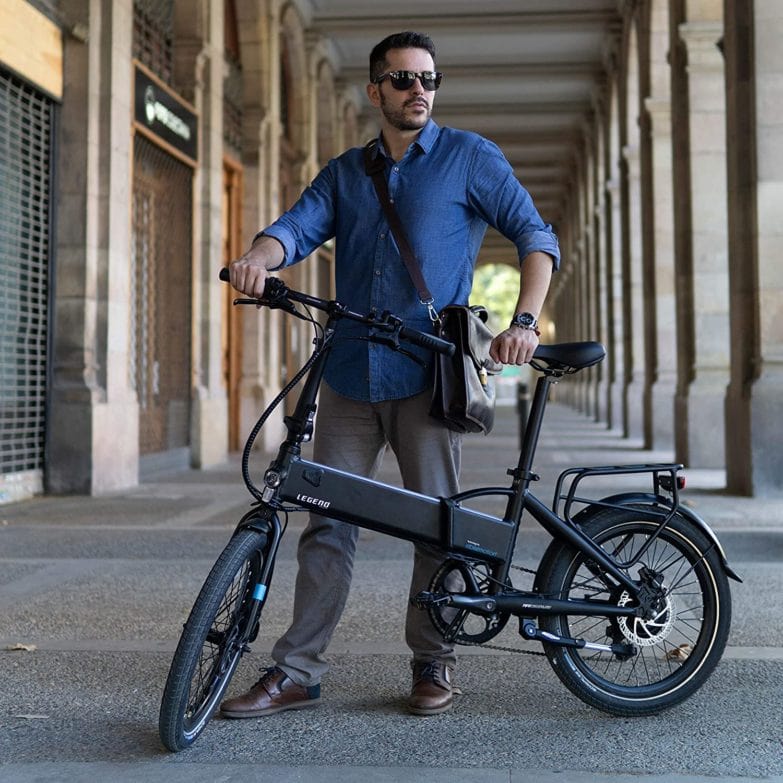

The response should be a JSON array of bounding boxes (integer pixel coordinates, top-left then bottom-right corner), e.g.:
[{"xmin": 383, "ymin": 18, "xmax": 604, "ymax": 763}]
[{"xmin": 413, "ymin": 591, "xmax": 500, "ymax": 614}]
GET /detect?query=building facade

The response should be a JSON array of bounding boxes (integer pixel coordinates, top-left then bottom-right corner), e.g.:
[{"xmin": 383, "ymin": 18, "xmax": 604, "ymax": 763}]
[{"xmin": 0, "ymin": 0, "xmax": 780, "ymax": 502}]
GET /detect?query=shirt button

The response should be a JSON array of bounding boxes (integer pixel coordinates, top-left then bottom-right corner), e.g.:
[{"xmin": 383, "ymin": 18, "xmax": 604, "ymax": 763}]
[
  {"xmin": 375, "ymin": 270, "xmax": 381, "ymax": 276},
  {"xmin": 393, "ymin": 166, "xmax": 399, "ymax": 172},
  {"xmin": 380, "ymin": 233, "xmax": 386, "ymax": 239}
]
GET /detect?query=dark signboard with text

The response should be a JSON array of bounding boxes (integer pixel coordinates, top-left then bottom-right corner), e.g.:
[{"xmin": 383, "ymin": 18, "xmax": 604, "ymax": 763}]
[{"xmin": 134, "ymin": 64, "xmax": 198, "ymax": 163}]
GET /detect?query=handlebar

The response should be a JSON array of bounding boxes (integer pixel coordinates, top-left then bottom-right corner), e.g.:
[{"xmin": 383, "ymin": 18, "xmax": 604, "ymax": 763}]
[{"xmin": 219, "ymin": 267, "xmax": 455, "ymax": 357}]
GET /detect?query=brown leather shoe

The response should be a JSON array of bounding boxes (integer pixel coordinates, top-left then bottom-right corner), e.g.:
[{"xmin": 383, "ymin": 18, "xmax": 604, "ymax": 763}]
[
  {"xmin": 408, "ymin": 660, "xmax": 455, "ymax": 716},
  {"xmin": 220, "ymin": 667, "xmax": 320, "ymax": 718}
]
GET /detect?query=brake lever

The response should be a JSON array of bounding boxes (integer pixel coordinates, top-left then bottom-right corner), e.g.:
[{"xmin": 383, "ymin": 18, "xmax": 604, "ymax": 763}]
[
  {"xmin": 364, "ymin": 333, "xmax": 426, "ymax": 367},
  {"xmin": 363, "ymin": 311, "xmax": 427, "ymax": 367}
]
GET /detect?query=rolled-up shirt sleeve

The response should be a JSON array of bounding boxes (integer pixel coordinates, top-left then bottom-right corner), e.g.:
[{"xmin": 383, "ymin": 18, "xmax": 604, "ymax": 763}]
[{"xmin": 466, "ymin": 138, "xmax": 560, "ymax": 270}]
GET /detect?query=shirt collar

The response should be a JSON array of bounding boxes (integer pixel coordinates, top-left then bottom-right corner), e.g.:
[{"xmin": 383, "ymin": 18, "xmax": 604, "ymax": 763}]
[
  {"xmin": 374, "ymin": 119, "xmax": 440, "ymax": 159},
  {"xmin": 413, "ymin": 119, "xmax": 439, "ymax": 153}
]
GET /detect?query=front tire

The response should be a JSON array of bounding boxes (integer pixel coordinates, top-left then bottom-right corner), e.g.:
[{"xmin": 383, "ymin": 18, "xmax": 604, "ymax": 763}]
[
  {"xmin": 159, "ymin": 528, "xmax": 268, "ymax": 751},
  {"xmin": 538, "ymin": 508, "xmax": 731, "ymax": 716}
]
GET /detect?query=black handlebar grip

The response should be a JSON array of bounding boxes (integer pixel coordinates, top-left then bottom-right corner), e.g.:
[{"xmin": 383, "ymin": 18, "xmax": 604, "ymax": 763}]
[
  {"xmin": 219, "ymin": 268, "xmax": 285, "ymax": 301},
  {"xmin": 400, "ymin": 328, "xmax": 456, "ymax": 357}
]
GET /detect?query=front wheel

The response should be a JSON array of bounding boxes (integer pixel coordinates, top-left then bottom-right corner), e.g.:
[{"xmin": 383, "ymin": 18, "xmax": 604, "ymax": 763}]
[
  {"xmin": 159, "ymin": 528, "xmax": 269, "ymax": 751},
  {"xmin": 538, "ymin": 508, "xmax": 731, "ymax": 716}
]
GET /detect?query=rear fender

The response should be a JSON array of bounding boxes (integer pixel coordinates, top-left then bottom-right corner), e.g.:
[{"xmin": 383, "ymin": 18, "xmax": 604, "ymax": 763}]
[{"xmin": 566, "ymin": 492, "xmax": 741, "ymax": 583}]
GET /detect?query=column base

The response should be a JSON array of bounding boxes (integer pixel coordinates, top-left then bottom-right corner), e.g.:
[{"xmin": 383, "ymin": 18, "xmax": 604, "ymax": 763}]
[
  {"xmin": 650, "ymin": 374, "xmax": 677, "ymax": 453},
  {"xmin": 239, "ymin": 382, "xmax": 286, "ymax": 454},
  {"xmin": 48, "ymin": 397, "xmax": 139, "ymax": 494},
  {"xmin": 748, "ymin": 372, "xmax": 783, "ymax": 494},
  {"xmin": 191, "ymin": 392, "xmax": 229, "ymax": 469},
  {"xmin": 675, "ymin": 375, "xmax": 727, "ymax": 469},
  {"xmin": 624, "ymin": 374, "xmax": 645, "ymax": 442},
  {"xmin": 608, "ymin": 379, "xmax": 626, "ymax": 434}
]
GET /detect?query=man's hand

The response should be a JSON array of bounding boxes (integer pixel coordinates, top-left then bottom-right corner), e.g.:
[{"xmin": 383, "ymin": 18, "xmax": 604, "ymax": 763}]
[
  {"xmin": 490, "ymin": 327, "xmax": 539, "ymax": 365},
  {"xmin": 228, "ymin": 235, "xmax": 285, "ymax": 298}
]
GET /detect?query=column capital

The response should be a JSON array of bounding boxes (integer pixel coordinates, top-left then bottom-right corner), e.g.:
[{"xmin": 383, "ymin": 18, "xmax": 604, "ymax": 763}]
[
  {"xmin": 621, "ymin": 143, "xmax": 640, "ymax": 174},
  {"xmin": 678, "ymin": 21, "xmax": 724, "ymax": 72}
]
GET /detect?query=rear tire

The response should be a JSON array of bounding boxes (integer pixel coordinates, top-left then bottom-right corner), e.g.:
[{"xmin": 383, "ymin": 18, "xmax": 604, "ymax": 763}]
[
  {"xmin": 159, "ymin": 528, "xmax": 268, "ymax": 751},
  {"xmin": 539, "ymin": 508, "xmax": 731, "ymax": 716}
]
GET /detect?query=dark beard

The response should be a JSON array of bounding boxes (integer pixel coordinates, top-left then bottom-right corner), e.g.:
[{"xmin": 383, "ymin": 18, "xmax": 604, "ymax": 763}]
[{"xmin": 380, "ymin": 94, "xmax": 431, "ymax": 131}]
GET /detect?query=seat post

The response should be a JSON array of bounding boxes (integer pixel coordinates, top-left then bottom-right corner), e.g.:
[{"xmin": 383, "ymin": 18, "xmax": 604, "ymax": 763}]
[
  {"xmin": 499, "ymin": 372, "xmax": 556, "ymax": 551},
  {"xmin": 516, "ymin": 374, "xmax": 555, "ymax": 480}
]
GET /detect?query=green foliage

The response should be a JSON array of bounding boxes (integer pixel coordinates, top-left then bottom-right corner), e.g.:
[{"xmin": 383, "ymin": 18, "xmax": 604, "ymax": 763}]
[{"xmin": 470, "ymin": 263, "xmax": 519, "ymax": 334}]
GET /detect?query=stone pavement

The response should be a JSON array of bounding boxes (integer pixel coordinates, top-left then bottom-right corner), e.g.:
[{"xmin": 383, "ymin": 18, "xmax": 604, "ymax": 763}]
[{"xmin": 1, "ymin": 401, "xmax": 782, "ymax": 783}]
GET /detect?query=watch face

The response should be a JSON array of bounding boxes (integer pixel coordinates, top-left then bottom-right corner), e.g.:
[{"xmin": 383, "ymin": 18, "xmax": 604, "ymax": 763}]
[{"xmin": 513, "ymin": 312, "xmax": 536, "ymax": 328}]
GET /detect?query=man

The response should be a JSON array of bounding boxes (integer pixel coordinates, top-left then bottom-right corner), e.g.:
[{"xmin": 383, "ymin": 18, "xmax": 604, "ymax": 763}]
[{"xmin": 221, "ymin": 31, "xmax": 559, "ymax": 718}]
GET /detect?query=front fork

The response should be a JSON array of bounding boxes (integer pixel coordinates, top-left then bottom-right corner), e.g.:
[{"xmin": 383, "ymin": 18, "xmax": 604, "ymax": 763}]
[{"xmin": 233, "ymin": 505, "xmax": 285, "ymax": 643}]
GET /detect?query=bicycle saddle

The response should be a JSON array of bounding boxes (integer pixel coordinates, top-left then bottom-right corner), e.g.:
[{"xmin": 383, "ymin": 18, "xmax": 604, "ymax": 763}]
[{"xmin": 531, "ymin": 341, "xmax": 606, "ymax": 373}]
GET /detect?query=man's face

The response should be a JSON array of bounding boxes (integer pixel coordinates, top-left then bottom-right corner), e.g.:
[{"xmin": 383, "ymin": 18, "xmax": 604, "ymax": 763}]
[{"xmin": 368, "ymin": 47, "xmax": 437, "ymax": 132}]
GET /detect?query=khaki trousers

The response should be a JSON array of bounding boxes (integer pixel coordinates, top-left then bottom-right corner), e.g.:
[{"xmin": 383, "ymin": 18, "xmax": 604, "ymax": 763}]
[{"xmin": 271, "ymin": 383, "xmax": 462, "ymax": 687}]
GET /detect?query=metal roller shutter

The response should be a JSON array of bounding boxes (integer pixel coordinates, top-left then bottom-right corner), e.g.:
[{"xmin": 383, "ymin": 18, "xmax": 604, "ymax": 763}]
[{"xmin": 0, "ymin": 66, "xmax": 53, "ymax": 479}]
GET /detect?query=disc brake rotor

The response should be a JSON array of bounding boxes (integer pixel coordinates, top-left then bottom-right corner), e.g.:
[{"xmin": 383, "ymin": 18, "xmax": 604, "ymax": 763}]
[{"xmin": 617, "ymin": 590, "xmax": 676, "ymax": 647}]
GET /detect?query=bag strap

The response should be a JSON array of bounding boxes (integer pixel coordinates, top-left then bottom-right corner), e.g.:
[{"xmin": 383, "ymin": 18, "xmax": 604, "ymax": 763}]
[{"xmin": 363, "ymin": 140, "xmax": 438, "ymax": 322}]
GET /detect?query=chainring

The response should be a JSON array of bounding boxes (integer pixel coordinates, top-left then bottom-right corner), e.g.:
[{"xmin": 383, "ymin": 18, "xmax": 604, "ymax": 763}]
[{"xmin": 427, "ymin": 559, "xmax": 511, "ymax": 645}]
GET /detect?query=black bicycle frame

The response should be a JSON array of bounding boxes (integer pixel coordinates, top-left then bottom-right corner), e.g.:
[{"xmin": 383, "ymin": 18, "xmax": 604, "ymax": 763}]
[{"xmin": 247, "ymin": 308, "xmax": 645, "ymax": 622}]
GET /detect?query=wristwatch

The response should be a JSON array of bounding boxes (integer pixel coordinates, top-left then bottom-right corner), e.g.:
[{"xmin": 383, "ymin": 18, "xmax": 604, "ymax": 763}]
[{"xmin": 510, "ymin": 312, "xmax": 538, "ymax": 331}]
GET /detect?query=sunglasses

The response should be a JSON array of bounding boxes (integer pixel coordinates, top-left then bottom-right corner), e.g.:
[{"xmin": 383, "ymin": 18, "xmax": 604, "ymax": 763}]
[{"xmin": 373, "ymin": 70, "xmax": 443, "ymax": 91}]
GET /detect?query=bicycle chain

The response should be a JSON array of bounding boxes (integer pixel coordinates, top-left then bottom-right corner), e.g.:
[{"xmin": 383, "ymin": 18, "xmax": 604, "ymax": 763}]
[{"xmin": 453, "ymin": 563, "xmax": 547, "ymax": 657}]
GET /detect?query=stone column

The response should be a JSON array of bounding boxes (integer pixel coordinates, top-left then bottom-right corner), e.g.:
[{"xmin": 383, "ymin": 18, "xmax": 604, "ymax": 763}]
[
  {"xmin": 645, "ymin": 96, "xmax": 677, "ymax": 451},
  {"xmin": 621, "ymin": 143, "xmax": 646, "ymax": 441},
  {"xmin": 582, "ymin": 127, "xmax": 602, "ymax": 421},
  {"xmin": 593, "ymin": 193, "xmax": 609, "ymax": 424},
  {"xmin": 48, "ymin": 0, "xmax": 139, "ymax": 494},
  {"xmin": 605, "ymin": 175, "xmax": 626, "ymax": 433},
  {"xmin": 233, "ymin": 2, "xmax": 285, "ymax": 451},
  {"xmin": 724, "ymin": 0, "xmax": 783, "ymax": 493},
  {"xmin": 181, "ymin": 0, "xmax": 230, "ymax": 468},
  {"xmin": 590, "ymin": 102, "xmax": 610, "ymax": 425},
  {"xmin": 677, "ymin": 20, "xmax": 731, "ymax": 468}
]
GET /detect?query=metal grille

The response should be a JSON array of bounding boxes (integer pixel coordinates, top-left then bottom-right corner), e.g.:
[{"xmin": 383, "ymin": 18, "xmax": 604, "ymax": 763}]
[
  {"xmin": 0, "ymin": 67, "xmax": 53, "ymax": 474},
  {"xmin": 133, "ymin": 0, "xmax": 174, "ymax": 85},
  {"xmin": 223, "ymin": 54, "xmax": 243, "ymax": 154},
  {"xmin": 131, "ymin": 133, "xmax": 192, "ymax": 455}
]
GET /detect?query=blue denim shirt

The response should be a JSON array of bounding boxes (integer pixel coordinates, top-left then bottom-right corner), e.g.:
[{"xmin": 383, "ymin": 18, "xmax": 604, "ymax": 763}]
[{"xmin": 263, "ymin": 120, "xmax": 560, "ymax": 402}]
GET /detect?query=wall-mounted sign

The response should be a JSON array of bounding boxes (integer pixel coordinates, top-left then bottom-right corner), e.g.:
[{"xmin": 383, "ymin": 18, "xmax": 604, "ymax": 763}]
[{"xmin": 134, "ymin": 63, "xmax": 198, "ymax": 164}]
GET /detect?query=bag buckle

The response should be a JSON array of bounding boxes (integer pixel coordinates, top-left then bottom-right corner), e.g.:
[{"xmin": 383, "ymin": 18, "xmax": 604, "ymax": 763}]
[{"xmin": 422, "ymin": 298, "xmax": 440, "ymax": 324}]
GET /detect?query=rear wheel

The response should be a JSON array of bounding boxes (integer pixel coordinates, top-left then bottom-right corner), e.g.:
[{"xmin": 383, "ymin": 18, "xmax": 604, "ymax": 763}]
[
  {"xmin": 539, "ymin": 508, "xmax": 731, "ymax": 716},
  {"xmin": 159, "ymin": 528, "xmax": 268, "ymax": 751}
]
